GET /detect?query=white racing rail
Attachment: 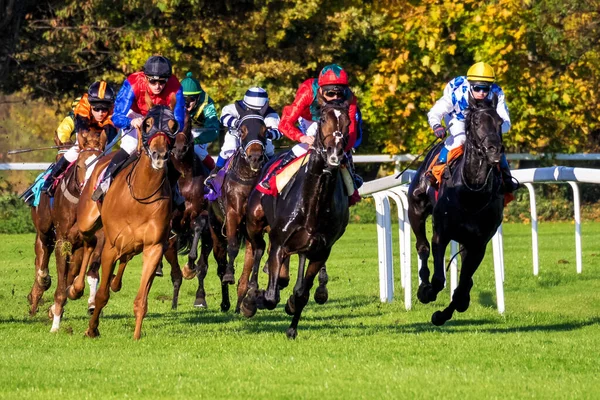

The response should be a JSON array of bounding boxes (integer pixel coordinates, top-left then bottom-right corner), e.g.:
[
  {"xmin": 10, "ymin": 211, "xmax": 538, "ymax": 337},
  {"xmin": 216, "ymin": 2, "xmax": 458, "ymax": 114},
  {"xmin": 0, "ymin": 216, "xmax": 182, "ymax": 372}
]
[{"xmin": 360, "ymin": 167, "xmax": 600, "ymax": 314}]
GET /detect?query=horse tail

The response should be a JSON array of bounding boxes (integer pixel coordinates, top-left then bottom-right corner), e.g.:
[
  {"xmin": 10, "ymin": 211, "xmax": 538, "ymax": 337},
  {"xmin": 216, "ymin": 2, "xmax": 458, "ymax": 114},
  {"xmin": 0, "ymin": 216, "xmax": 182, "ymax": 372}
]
[{"xmin": 177, "ymin": 230, "xmax": 193, "ymax": 255}]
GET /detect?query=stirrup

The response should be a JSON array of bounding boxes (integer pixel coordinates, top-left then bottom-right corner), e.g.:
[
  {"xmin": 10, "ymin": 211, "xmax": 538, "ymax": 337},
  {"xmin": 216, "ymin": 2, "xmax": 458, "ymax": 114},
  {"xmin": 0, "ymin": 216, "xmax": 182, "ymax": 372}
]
[{"xmin": 91, "ymin": 179, "xmax": 110, "ymax": 201}]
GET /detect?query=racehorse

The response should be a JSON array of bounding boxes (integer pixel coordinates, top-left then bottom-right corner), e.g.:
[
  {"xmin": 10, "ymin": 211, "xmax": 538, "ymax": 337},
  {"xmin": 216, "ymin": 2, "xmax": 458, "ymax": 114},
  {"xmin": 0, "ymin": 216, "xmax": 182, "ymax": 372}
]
[
  {"xmin": 207, "ymin": 103, "xmax": 269, "ymax": 312},
  {"xmin": 162, "ymin": 113, "xmax": 213, "ymax": 309},
  {"xmin": 407, "ymin": 94, "xmax": 506, "ymax": 326},
  {"xmin": 76, "ymin": 102, "xmax": 177, "ymax": 339},
  {"xmin": 243, "ymin": 101, "xmax": 351, "ymax": 339},
  {"xmin": 45, "ymin": 128, "xmax": 107, "ymax": 332}
]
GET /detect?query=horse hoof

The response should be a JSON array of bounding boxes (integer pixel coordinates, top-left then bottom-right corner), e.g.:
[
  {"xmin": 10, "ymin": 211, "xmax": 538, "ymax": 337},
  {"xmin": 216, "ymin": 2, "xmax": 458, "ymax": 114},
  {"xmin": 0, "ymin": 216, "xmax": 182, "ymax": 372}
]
[
  {"xmin": 88, "ymin": 306, "xmax": 95, "ymax": 316},
  {"xmin": 241, "ymin": 297, "xmax": 257, "ymax": 318},
  {"xmin": 182, "ymin": 264, "xmax": 197, "ymax": 280},
  {"xmin": 314, "ymin": 286, "xmax": 328, "ymax": 305},
  {"xmin": 84, "ymin": 328, "xmax": 100, "ymax": 338},
  {"xmin": 417, "ymin": 283, "xmax": 437, "ymax": 304},
  {"xmin": 222, "ymin": 273, "xmax": 235, "ymax": 285},
  {"xmin": 285, "ymin": 296, "xmax": 296, "ymax": 316},
  {"xmin": 431, "ymin": 311, "xmax": 447, "ymax": 326},
  {"xmin": 194, "ymin": 298, "xmax": 207, "ymax": 308},
  {"xmin": 220, "ymin": 302, "xmax": 231, "ymax": 313},
  {"xmin": 66, "ymin": 285, "xmax": 83, "ymax": 301},
  {"xmin": 286, "ymin": 327, "xmax": 298, "ymax": 340}
]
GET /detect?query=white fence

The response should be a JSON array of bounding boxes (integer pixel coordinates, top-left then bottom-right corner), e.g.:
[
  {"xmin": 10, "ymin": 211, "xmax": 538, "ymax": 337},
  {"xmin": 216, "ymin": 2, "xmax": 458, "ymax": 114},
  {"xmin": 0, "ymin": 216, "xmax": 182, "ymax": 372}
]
[{"xmin": 360, "ymin": 167, "xmax": 600, "ymax": 314}]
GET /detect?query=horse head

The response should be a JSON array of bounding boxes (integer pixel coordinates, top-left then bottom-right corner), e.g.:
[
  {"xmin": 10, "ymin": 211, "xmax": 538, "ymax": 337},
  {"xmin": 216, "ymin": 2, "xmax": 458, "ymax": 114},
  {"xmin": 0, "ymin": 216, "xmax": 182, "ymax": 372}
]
[
  {"xmin": 141, "ymin": 105, "xmax": 179, "ymax": 170},
  {"xmin": 171, "ymin": 111, "xmax": 192, "ymax": 161},
  {"xmin": 235, "ymin": 102, "xmax": 268, "ymax": 172},
  {"xmin": 316, "ymin": 102, "xmax": 350, "ymax": 167},
  {"xmin": 74, "ymin": 127, "xmax": 105, "ymax": 189},
  {"xmin": 466, "ymin": 93, "xmax": 504, "ymax": 166}
]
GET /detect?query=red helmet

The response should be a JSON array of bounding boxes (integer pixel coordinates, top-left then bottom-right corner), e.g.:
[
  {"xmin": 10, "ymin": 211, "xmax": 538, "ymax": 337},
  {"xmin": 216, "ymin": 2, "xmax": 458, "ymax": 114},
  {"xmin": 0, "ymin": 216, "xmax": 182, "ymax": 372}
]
[{"xmin": 318, "ymin": 64, "xmax": 349, "ymax": 87}]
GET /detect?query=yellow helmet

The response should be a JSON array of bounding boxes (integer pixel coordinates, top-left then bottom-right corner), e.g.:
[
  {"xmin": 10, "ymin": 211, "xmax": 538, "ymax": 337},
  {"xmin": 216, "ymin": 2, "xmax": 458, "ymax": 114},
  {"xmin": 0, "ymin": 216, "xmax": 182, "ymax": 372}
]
[{"xmin": 467, "ymin": 62, "xmax": 495, "ymax": 83}]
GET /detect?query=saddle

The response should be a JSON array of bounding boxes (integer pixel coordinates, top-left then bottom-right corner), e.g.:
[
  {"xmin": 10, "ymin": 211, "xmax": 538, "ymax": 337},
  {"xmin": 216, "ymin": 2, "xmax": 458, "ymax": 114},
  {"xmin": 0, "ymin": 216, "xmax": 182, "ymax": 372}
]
[{"xmin": 255, "ymin": 154, "xmax": 309, "ymax": 197}]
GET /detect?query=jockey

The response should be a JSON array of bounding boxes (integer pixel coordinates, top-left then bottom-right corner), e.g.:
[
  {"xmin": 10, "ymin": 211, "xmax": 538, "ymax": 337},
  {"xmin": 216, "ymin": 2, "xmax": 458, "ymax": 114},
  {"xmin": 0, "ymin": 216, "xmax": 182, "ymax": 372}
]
[
  {"xmin": 91, "ymin": 55, "xmax": 185, "ymax": 201},
  {"xmin": 54, "ymin": 96, "xmax": 82, "ymax": 155},
  {"xmin": 41, "ymin": 82, "xmax": 116, "ymax": 194},
  {"xmin": 207, "ymin": 87, "xmax": 282, "ymax": 180},
  {"xmin": 258, "ymin": 64, "xmax": 363, "ymax": 190},
  {"xmin": 413, "ymin": 62, "xmax": 518, "ymax": 196},
  {"xmin": 179, "ymin": 71, "xmax": 219, "ymax": 171}
]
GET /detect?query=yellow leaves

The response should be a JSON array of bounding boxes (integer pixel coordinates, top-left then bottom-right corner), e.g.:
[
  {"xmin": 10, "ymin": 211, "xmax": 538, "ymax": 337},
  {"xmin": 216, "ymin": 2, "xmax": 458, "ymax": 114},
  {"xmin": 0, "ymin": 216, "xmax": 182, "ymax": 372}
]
[
  {"xmin": 430, "ymin": 64, "xmax": 441, "ymax": 75},
  {"xmin": 427, "ymin": 38, "xmax": 436, "ymax": 51},
  {"xmin": 399, "ymin": 74, "xmax": 410, "ymax": 83},
  {"xmin": 421, "ymin": 55, "xmax": 430, "ymax": 67},
  {"xmin": 562, "ymin": 93, "xmax": 572, "ymax": 105},
  {"xmin": 447, "ymin": 44, "xmax": 457, "ymax": 55}
]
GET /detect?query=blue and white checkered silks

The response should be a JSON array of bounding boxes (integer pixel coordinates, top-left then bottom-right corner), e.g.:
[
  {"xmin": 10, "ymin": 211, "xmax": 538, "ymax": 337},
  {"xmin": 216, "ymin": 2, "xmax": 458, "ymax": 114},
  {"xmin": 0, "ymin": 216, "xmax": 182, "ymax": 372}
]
[{"xmin": 243, "ymin": 87, "xmax": 269, "ymax": 110}]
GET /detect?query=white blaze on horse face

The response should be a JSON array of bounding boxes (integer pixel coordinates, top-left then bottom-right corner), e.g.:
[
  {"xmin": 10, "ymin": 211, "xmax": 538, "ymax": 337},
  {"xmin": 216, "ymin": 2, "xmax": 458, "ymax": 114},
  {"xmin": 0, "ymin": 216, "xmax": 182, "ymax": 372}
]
[{"xmin": 333, "ymin": 109, "xmax": 342, "ymax": 146}]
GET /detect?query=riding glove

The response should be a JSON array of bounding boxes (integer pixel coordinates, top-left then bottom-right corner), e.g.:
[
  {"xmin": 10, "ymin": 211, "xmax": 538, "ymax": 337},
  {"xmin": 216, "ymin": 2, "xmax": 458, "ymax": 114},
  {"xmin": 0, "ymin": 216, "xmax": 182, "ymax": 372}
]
[{"xmin": 433, "ymin": 124, "xmax": 446, "ymax": 139}]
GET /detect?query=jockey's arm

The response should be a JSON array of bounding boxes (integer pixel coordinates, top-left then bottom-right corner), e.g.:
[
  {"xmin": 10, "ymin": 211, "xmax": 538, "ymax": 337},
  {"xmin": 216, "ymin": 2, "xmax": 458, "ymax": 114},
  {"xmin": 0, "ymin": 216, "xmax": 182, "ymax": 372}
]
[
  {"xmin": 427, "ymin": 82, "xmax": 454, "ymax": 129},
  {"xmin": 279, "ymin": 85, "xmax": 314, "ymax": 142},
  {"xmin": 346, "ymin": 99, "xmax": 359, "ymax": 152},
  {"xmin": 173, "ymin": 88, "xmax": 186, "ymax": 131},
  {"xmin": 496, "ymin": 90, "xmax": 511, "ymax": 134},
  {"xmin": 55, "ymin": 115, "xmax": 75, "ymax": 144},
  {"xmin": 112, "ymin": 80, "xmax": 136, "ymax": 130},
  {"xmin": 219, "ymin": 103, "xmax": 240, "ymax": 130},
  {"xmin": 193, "ymin": 100, "xmax": 219, "ymax": 145},
  {"xmin": 264, "ymin": 111, "xmax": 283, "ymax": 141}
]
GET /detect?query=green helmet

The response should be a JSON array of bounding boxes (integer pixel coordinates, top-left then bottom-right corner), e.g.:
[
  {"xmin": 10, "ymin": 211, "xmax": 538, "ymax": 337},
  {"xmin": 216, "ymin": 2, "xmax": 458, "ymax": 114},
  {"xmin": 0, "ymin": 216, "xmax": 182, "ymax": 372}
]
[{"xmin": 180, "ymin": 72, "xmax": 202, "ymax": 95}]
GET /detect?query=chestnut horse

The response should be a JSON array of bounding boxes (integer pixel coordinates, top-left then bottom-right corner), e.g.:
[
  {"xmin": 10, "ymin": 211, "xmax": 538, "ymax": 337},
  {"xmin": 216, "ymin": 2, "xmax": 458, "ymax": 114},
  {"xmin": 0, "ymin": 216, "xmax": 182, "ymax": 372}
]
[
  {"xmin": 243, "ymin": 102, "xmax": 351, "ymax": 339},
  {"xmin": 46, "ymin": 129, "xmax": 107, "ymax": 332},
  {"xmin": 75, "ymin": 104, "xmax": 177, "ymax": 339},
  {"xmin": 408, "ymin": 94, "xmax": 506, "ymax": 326},
  {"xmin": 207, "ymin": 103, "xmax": 269, "ymax": 312}
]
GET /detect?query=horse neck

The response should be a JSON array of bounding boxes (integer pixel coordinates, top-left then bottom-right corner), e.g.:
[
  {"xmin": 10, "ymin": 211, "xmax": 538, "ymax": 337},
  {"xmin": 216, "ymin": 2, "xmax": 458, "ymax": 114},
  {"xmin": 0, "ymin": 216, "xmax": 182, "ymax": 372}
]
[
  {"xmin": 130, "ymin": 151, "xmax": 167, "ymax": 195},
  {"xmin": 301, "ymin": 152, "xmax": 340, "ymax": 226},
  {"xmin": 461, "ymin": 141, "xmax": 493, "ymax": 188},
  {"xmin": 173, "ymin": 150, "xmax": 194, "ymax": 176}
]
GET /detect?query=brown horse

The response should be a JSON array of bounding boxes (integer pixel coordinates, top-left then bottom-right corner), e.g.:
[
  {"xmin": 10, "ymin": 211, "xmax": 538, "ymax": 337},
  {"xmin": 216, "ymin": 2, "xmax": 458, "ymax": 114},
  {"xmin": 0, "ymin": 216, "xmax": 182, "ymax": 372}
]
[
  {"xmin": 207, "ymin": 103, "xmax": 269, "ymax": 312},
  {"xmin": 46, "ymin": 129, "xmax": 107, "ymax": 332},
  {"xmin": 243, "ymin": 102, "xmax": 351, "ymax": 339},
  {"xmin": 75, "ymin": 104, "xmax": 177, "ymax": 339},
  {"xmin": 161, "ymin": 115, "xmax": 213, "ymax": 309}
]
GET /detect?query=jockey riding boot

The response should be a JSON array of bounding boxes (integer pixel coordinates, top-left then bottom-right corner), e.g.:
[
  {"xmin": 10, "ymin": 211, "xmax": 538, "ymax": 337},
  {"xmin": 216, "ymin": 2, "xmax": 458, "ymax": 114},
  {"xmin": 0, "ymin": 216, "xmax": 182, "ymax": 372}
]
[
  {"xmin": 41, "ymin": 156, "xmax": 70, "ymax": 195},
  {"xmin": 202, "ymin": 155, "xmax": 216, "ymax": 171},
  {"xmin": 500, "ymin": 154, "xmax": 519, "ymax": 193},
  {"xmin": 91, "ymin": 148, "xmax": 130, "ymax": 201},
  {"xmin": 259, "ymin": 152, "xmax": 297, "ymax": 190},
  {"xmin": 205, "ymin": 165, "xmax": 222, "ymax": 186}
]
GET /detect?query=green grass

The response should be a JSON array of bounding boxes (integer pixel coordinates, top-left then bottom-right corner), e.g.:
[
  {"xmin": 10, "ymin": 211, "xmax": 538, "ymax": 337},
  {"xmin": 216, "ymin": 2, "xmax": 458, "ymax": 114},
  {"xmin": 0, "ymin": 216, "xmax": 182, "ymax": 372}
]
[{"xmin": 1, "ymin": 222, "xmax": 599, "ymax": 399}]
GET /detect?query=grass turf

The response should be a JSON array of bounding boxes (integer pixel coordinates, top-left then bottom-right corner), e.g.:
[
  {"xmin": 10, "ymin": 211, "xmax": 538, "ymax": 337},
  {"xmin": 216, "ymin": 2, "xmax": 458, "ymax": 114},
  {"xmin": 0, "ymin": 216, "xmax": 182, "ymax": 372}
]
[{"xmin": 0, "ymin": 222, "xmax": 599, "ymax": 399}]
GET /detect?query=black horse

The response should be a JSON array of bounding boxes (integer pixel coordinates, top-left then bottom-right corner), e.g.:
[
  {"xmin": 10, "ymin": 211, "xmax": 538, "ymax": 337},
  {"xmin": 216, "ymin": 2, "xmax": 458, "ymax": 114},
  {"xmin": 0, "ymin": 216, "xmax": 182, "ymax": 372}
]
[
  {"xmin": 408, "ymin": 94, "xmax": 506, "ymax": 326},
  {"xmin": 207, "ymin": 103, "xmax": 269, "ymax": 312},
  {"xmin": 243, "ymin": 102, "xmax": 351, "ymax": 339}
]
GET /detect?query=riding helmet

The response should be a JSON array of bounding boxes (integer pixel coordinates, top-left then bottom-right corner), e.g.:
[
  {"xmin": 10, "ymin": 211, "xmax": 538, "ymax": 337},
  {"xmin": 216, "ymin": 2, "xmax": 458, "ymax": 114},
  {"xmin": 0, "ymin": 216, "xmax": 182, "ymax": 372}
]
[
  {"xmin": 243, "ymin": 87, "xmax": 269, "ymax": 110},
  {"xmin": 87, "ymin": 81, "xmax": 115, "ymax": 106},
  {"xmin": 467, "ymin": 62, "xmax": 495, "ymax": 83},
  {"xmin": 143, "ymin": 55, "xmax": 172, "ymax": 79},
  {"xmin": 180, "ymin": 72, "xmax": 202, "ymax": 96},
  {"xmin": 318, "ymin": 64, "xmax": 349, "ymax": 87}
]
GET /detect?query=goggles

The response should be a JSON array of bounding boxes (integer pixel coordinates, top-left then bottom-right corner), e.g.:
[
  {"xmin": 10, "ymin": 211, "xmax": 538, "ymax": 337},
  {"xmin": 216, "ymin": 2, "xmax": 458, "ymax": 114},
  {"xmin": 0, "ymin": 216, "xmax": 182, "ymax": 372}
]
[
  {"xmin": 146, "ymin": 76, "xmax": 168, "ymax": 85},
  {"xmin": 472, "ymin": 84, "xmax": 491, "ymax": 93},
  {"xmin": 91, "ymin": 105, "xmax": 110, "ymax": 112},
  {"xmin": 324, "ymin": 90, "xmax": 344, "ymax": 98}
]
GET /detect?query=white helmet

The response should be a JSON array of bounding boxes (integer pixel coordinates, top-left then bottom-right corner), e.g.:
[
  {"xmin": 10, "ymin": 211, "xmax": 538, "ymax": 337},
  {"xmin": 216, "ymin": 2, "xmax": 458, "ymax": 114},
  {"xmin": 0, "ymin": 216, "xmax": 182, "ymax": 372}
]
[{"xmin": 243, "ymin": 87, "xmax": 269, "ymax": 110}]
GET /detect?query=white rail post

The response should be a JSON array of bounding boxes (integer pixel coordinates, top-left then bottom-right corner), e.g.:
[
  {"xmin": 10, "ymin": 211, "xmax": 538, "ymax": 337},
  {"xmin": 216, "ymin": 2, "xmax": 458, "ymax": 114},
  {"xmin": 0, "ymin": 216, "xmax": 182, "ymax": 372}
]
[
  {"xmin": 524, "ymin": 183, "xmax": 539, "ymax": 276},
  {"xmin": 492, "ymin": 228, "xmax": 505, "ymax": 314},
  {"xmin": 373, "ymin": 193, "xmax": 394, "ymax": 302},
  {"xmin": 567, "ymin": 182, "xmax": 583, "ymax": 274},
  {"xmin": 450, "ymin": 241, "xmax": 459, "ymax": 298},
  {"xmin": 391, "ymin": 187, "xmax": 412, "ymax": 310}
]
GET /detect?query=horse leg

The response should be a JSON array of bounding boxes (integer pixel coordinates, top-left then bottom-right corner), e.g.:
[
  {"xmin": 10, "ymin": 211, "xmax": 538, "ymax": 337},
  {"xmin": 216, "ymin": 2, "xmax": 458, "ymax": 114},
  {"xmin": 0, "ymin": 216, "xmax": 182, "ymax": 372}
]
[
  {"xmin": 28, "ymin": 231, "xmax": 54, "ymax": 316},
  {"xmin": 286, "ymin": 257, "xmax": 328, "ymax": 340},
  {"xmin": 110, "ymin": 256, "xmax": 129, "ymax": 292},
  {"xmin": 193, "ymin": 223, "xmax": 211, "ymax": 308},
  {"xmin": 163, "ymin": 238, "xmax": 182, "ymax": 310},
  {"xmin": 85, "ymin": 232, "xmax": 104, "ymax": 314},
  {"xmin": 431, "ymin": 245, "xmax": 485, "ymax": 326},
  {"xmin": 132, "ymin": 244, "xmax": 162, "ymax": 340},
  {"xmin": 314, "ymin": 264, "xmax": 329, "ymax": 305},
  {"xmin": 235, "ymin": 240, "xmax": 254, "ymax": 314},
  {"xmin": 85, "ymin": 246, "xmax": 118, "ymax": 338},
  {"xmin": 278, "ymin": 257, "xmax": 290, "ymax": 290},
  {"xmin": 263, "ymin": 243, "xmax": 285, "ymax": 310},
  {"xmin": 67, "ymin": 239, "xmax": 93, "ymax": 301},
  {"xmin": 428, "ymin": 230, "xmax": 451, "ymax": 300},
  {"xmin": 285, "ymin": 254, "xmax": 307, "ymax": 316},
  {"xmin": 240, "ymin": 226, "xmax": 266, "ymax": 318},
  {"xmin": 212, "ymin": 228, "xmax": 230, "ymax": 312},
  {"xmin": 49, "ymin": 243, "xmax": 70, "ymax": 333},
  {"xmin": 223, "ymin": 214, "xmax": 241, "ymax": 285},
  {"xmin": 409, "ymin": 210, "xmax": 434, "ymax": 304}
]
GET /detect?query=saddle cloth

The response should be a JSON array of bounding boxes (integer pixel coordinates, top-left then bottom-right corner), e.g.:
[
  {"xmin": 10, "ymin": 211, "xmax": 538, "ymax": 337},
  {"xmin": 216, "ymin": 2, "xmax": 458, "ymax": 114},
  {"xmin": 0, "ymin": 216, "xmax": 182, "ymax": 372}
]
[{"xmin": 255, "ymin": 155, "xmax": 310, "ymax": 197}]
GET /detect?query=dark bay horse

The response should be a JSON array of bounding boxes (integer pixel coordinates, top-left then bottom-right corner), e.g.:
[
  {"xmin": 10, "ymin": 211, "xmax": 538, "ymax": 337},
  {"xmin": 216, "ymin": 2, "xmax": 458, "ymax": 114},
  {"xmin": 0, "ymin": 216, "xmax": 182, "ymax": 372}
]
[
  {"xmin": 207, "ymin": 103, "xmax": 269, "ymax": 312},
  {"xmin": 244, "ymin": 102, "xmax": 351, "ymax": 339},
  {"xmin": 76, "ymin": 104, "xmax": 177, "ymax": 339},
  {"xmin": 408, "ymin": 94, "xmax": 505, "ymax": 326}
]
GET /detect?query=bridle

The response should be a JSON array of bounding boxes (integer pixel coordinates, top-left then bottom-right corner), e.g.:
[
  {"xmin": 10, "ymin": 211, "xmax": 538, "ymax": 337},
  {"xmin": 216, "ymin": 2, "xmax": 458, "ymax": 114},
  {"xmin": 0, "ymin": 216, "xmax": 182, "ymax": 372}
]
[
  {"xmin": 314, "ymin": 106, "xmax": 348, "ymax": 165},
  {"xmin": 236, "ymin": 113, "xmax": 267, "ymax": 162}
]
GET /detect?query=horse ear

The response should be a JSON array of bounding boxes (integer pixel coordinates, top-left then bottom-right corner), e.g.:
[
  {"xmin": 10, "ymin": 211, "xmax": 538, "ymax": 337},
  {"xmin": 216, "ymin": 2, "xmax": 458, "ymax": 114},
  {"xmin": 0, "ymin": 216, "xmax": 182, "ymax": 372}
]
[
  {"xmin": 143, "ymin": 117, "xmax": 154, "ymax": 134},
  {"xmin": 144, "ymin": 90, "xmax": 154, "ymax": 111},
  {"xmin": 167, "ymin": 119, "xmax": 178, "ymax": 134}
]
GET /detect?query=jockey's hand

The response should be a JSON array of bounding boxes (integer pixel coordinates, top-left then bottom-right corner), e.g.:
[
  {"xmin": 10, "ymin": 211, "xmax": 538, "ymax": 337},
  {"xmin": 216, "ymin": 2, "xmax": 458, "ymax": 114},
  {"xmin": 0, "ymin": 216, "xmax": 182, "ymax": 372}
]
[
  {"xmin": 131, "ymin": 117, "xmax": 144, "ymax": 130},
  {"xmin": 433, "ymin": 124, "xmax": 446, "ymax": 139},
  {"xmin": 300, "ymin": 136, "xmax": 315, "ymax": 146}
]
